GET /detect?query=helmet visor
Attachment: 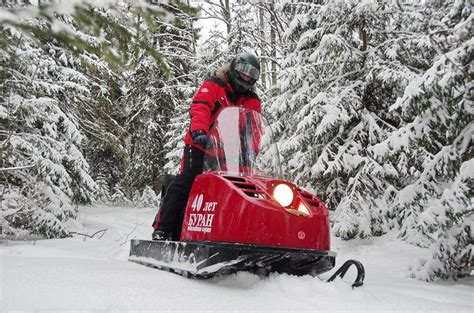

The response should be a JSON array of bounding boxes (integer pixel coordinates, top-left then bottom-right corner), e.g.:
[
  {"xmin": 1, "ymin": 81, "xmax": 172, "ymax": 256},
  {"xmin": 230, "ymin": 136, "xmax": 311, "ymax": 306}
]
[{"xmin": 234, "ymin": 62, "xmax": 260, "ymax": 82}]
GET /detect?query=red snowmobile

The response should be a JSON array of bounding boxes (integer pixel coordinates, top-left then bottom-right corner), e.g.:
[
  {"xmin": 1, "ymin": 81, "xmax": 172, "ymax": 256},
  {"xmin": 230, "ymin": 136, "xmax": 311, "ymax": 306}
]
[{"xmin": 129, "ymin": 106, "xmax": 364, "ymax": 287}]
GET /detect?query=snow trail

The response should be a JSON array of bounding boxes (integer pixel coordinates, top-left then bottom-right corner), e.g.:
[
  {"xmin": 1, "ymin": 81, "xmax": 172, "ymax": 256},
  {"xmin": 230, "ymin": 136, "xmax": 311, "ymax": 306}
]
[{"xmin": 1, "ymin": 204, "xmax": 472, "ymax": 312}]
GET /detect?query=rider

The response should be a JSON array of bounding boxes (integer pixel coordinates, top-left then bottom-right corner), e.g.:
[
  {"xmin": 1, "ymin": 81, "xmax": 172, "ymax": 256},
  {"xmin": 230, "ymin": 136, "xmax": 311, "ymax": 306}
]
[{"xmin": 152, "ymin": 52, "xmax": 262, "ymax": 241}]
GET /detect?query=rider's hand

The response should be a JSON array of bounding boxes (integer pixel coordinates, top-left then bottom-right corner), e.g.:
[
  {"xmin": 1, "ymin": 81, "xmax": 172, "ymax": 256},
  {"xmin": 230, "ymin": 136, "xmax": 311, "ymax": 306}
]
[{"xmin": 191, "ymin": 130, "xmax": 209, "ymax": 148}]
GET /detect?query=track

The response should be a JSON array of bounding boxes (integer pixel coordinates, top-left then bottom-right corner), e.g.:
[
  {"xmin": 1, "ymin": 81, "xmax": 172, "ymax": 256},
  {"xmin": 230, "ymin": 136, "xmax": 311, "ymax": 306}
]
[{"xmin": 128, "ymin": 239, "xmax": 336, "ymax": 278}]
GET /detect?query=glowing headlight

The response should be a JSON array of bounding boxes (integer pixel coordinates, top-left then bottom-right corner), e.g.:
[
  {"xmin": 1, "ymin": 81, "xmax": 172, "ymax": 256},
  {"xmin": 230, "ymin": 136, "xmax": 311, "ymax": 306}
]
[{"xmin": 273, "ymin": 184, "xmax": 294, "ymax": 207}]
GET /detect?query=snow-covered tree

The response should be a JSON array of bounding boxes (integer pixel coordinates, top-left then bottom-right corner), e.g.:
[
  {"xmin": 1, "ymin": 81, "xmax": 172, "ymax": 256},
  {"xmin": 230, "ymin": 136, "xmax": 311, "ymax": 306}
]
[
  {"xmin": 162, "ymin": 2, "xmax": 228, "ymax": 175},
  {"xmin": 121, "ymin": 1, "xmax": 197, "ymax": 189},
  {"xmin": 374, "ymin": 0, "xmax": 473, "ymax": 280},
  {"xmin": 270, "ymin": 0, "xmax": 431, "ymax": 239},
  {"xmin": 226, "ymin": 0, "xmax": 259, "ymax": 55},
  {"xmin": 110, "ymin": 185, "xmax": 131, "ymax": 205},
  {"xmin": 0, "ymin": 0, "xmax": 185, "ymax": 236},
  {"xmin": 139, "ymin": 185, "xmax": 159, "ymax": 207},
  {"xmin": 1, "ymin": 17, "xmax": 97, "ymax": 237}
]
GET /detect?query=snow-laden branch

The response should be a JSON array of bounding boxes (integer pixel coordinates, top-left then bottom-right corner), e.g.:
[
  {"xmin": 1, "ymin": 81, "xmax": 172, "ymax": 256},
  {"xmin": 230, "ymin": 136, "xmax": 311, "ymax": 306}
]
[{"xmin": 0, "ymin": 163, "xmax": 37, "ymax": 172}]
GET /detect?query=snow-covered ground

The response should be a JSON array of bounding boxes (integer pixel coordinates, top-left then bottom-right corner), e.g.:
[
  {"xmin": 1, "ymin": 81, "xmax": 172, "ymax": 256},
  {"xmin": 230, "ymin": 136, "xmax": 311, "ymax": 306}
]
[{"xmin": 1, "ymin": 204, "xmax": 472, "ymax": 312}]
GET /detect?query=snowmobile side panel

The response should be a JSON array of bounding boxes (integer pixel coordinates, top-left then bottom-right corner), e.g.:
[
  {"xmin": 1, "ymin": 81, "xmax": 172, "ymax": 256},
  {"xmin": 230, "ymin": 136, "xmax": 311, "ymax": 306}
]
[{"xmin": 129, "ymin": 239, "xmax": 336, "ymax": 278}]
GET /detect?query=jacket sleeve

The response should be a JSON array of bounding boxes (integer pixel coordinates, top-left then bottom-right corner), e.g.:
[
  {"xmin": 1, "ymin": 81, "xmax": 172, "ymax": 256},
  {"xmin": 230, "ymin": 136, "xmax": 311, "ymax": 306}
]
[{"xmin": 189, "ymin": 81, "xmax": 219, "ymax": 135}]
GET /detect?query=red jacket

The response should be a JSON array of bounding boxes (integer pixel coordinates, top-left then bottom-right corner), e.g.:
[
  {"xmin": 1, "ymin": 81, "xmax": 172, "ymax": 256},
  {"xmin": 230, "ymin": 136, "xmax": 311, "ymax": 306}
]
[{"xmin": 184, "ymin": 74, "xmax": 261, "ymax": 148}]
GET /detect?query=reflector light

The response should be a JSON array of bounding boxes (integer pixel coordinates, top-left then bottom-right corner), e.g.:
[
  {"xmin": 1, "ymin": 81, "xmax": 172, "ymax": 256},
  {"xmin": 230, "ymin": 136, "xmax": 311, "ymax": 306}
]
[{"xmin": 273, "ymin": 184, "xmax": 294, "ymax": 207}]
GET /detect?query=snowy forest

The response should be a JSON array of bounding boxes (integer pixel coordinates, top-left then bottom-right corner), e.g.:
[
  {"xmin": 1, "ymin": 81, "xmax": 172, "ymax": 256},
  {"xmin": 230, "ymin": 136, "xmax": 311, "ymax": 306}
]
[{"xmin": 0, "ymin": 0, "xmax": 472, "ymax": 282}]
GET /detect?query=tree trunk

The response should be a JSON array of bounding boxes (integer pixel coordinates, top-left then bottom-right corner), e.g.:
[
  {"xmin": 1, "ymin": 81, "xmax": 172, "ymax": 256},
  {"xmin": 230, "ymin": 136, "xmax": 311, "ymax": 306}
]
[
  {"xmin": 187, "ymin": 0, "xmax": 196, "ymax": 55},
  {"xmin": 270, "ymin": 0, "xmax": 277, "ymax": 95},
  {"xmin": 258, "ymin": 5, "xmax": 267, "ymax": 90},
  {"xmin": 222, "ymin": 0, "xmax": 231, "ymax": 46},
  {"xmin": 360, "ymin": 29, "xmax": 368, "ymax": 52}
]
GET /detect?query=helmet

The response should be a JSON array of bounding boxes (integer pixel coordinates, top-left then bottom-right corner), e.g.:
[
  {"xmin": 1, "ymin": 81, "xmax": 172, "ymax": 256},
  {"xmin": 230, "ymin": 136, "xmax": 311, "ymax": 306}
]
[{"xmin": 228, "ymin": 52, "xmax": 260, "ymax": 93}]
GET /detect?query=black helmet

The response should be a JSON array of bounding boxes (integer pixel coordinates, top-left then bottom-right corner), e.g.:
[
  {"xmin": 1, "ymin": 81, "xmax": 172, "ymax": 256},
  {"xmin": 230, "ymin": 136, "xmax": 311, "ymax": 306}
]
[{"xmin": 228, "ymin": 52, "xmax": 260, "ymax": 92}]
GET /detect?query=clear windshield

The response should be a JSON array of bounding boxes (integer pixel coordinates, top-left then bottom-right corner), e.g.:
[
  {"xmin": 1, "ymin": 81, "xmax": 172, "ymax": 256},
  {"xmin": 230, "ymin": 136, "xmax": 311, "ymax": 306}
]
[{"xmin": 203, "ymin": 106, "xmax": 282, "ymax": 178}]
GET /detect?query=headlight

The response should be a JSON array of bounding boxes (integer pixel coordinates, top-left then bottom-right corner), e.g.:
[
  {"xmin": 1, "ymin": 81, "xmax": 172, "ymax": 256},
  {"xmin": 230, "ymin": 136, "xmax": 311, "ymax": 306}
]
[{"xmin": 273, "ymin": 184, "xmax": 294, "ymax": 207}]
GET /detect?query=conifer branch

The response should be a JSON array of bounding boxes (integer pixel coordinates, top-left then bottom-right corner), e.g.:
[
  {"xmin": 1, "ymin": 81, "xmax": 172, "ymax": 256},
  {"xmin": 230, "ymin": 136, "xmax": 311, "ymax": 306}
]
[{"xmin": 0, "ymin": 163, "xmax": 37, "ymax": 172}]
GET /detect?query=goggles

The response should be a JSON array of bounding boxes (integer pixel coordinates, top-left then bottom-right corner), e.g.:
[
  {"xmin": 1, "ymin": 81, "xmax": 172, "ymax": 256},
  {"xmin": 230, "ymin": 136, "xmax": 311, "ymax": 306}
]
[{"xmin": 234, "ymin": 62, "xmax": 260, "ymax": 82}]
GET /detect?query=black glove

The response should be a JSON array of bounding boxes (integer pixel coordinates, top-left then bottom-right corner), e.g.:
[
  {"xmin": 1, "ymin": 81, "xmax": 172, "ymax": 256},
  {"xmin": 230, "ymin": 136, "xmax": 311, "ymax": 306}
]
[{"xmin": 191, "ymin": 130, "xmax": 209, "ymax": 148}]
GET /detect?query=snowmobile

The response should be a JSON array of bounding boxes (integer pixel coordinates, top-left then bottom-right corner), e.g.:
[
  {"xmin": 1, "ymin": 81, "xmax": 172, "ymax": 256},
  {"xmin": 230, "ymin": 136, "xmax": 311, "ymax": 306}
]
[{"xmin": 129, "ymin": 106, "xmax": 364, "ymax": 288}]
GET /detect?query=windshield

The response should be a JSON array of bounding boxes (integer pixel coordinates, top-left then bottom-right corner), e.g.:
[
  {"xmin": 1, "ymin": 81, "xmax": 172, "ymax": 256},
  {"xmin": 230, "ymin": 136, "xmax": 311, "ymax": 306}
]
[{"xmin": 203, "ymin": 106, "xmax": 282, "ymax": 178}]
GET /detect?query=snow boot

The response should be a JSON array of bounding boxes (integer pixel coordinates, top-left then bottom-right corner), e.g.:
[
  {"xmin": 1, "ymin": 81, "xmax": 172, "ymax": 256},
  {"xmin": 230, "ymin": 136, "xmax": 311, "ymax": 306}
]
[{"xmin": 152, "ymin": 230, "xmax": 173, "ymax": 241}]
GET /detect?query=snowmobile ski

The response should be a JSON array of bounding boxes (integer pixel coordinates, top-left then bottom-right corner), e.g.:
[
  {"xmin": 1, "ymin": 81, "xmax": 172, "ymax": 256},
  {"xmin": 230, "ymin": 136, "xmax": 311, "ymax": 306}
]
[
  {"xmin": 129, "ymin": 239, "xmax": 336, "ymax": 278},
  {"xmin": 327, "ymin": 259, "xmax": 365, "ymax": 288}
]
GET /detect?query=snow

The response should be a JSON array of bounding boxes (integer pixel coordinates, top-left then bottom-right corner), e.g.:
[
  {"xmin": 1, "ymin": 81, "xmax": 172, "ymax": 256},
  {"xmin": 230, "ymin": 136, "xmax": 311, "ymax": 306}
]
[{"xmin": 1, "ymin": 204, "xmax": 472, "ymax": 312}]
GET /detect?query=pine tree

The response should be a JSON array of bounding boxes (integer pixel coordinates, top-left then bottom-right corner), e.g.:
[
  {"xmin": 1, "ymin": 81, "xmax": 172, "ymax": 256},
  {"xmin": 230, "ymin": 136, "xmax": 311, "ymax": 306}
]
[
  {"xmin": 121, "ymin": 1, "xmax": 197, "ymax": 190},
  {"xmin": 0, "ymin": 0, "xmax": 183, "ymax": 237},
  {"xmin": 162, "ymin": 2, "xmax": 228, "ymax": 175},
  {"xmin": 271, "ymin": 0, "xmax": 428, "ymax": 239},
  {"xmin": 374, "ymin": 0, "xmax": 473, "ymax": 280},
  {"xmin": 1, "ymin": 15, "xmax": 97, "ymax": 237},
  {"xmin": 227, "ymin": 0, "xmax": 258, "ymax": 55}
]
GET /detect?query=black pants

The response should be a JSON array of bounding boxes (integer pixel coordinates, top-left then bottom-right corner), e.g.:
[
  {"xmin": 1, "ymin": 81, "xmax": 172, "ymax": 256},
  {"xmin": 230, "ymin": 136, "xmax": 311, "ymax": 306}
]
[{"xmin": 155, "ymin": 145, "xmax": 204, "ymax": 240}]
